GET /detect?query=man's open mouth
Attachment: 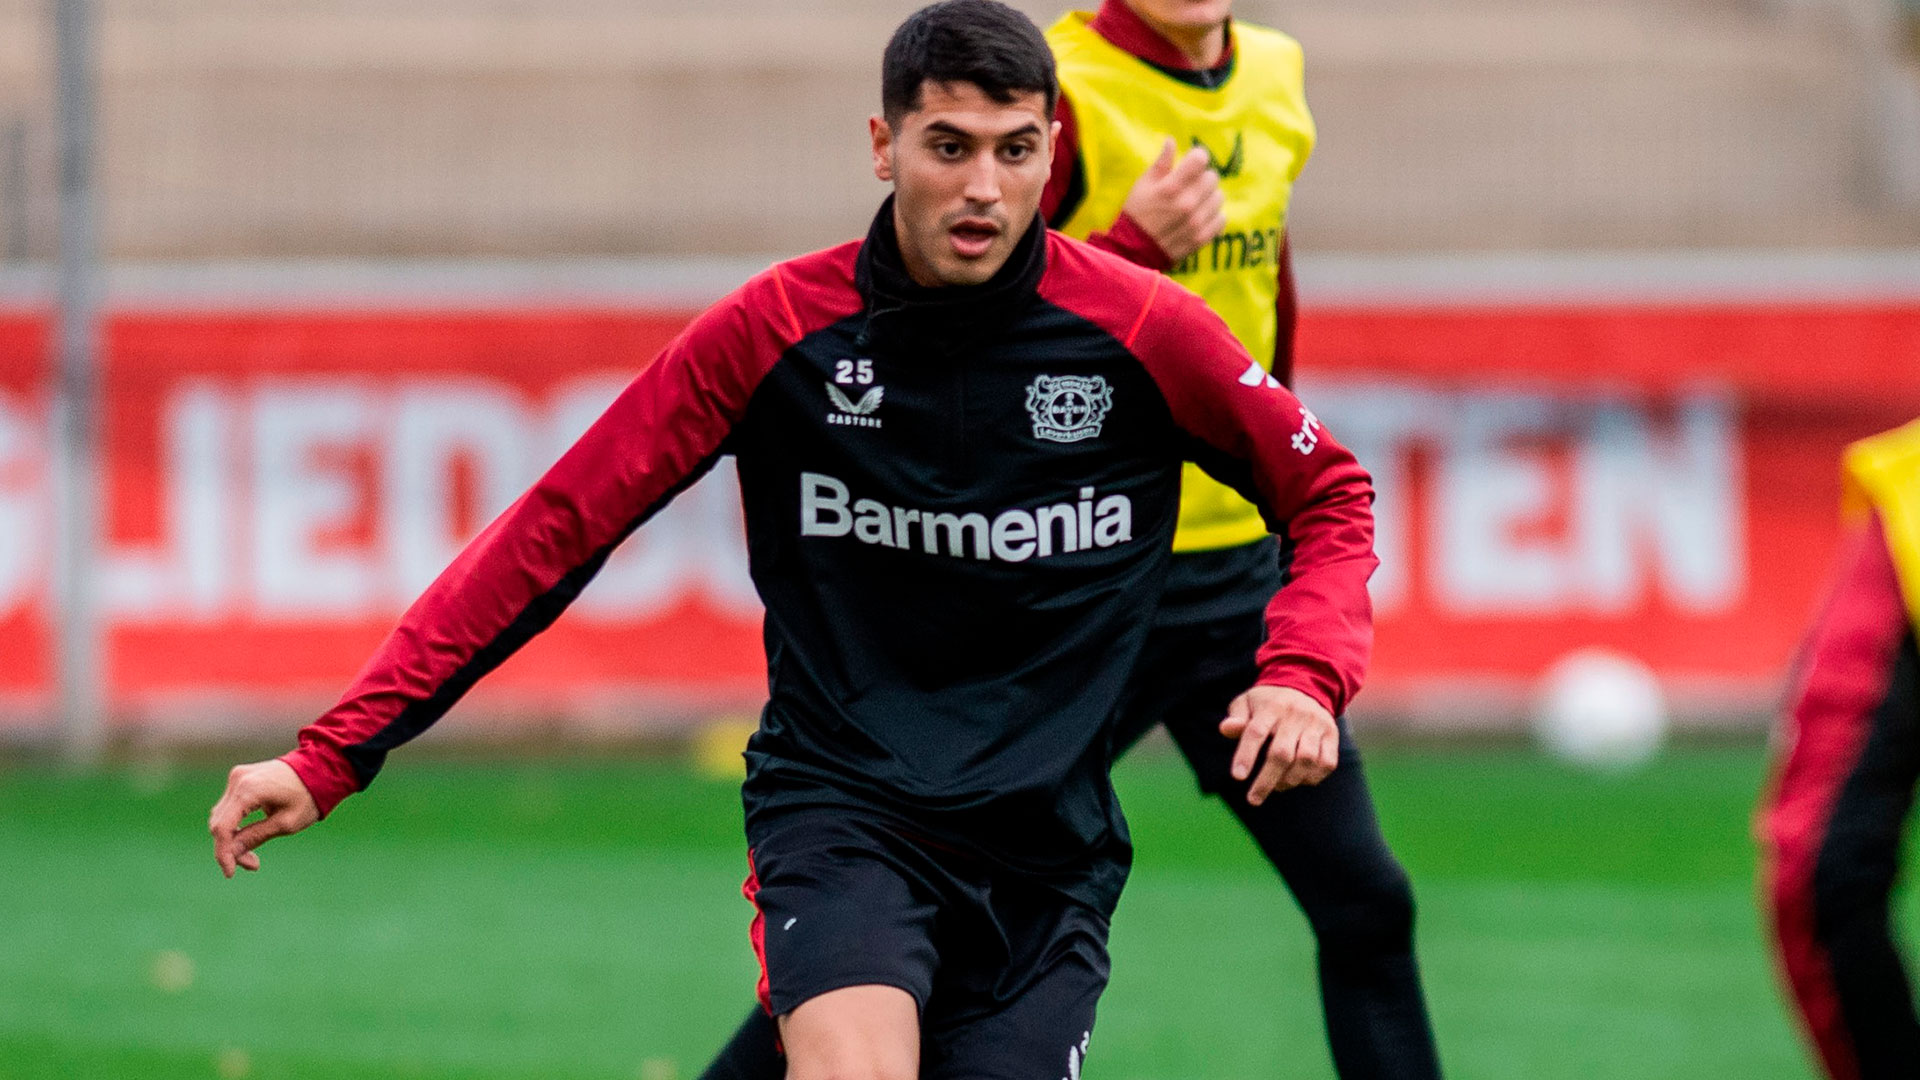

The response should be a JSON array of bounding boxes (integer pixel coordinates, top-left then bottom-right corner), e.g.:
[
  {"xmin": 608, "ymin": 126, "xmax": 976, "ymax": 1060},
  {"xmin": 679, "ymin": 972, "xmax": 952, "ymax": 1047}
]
[{"xmin": 948, "ymin": 219, "xmax": 1001, "ymax": 258}]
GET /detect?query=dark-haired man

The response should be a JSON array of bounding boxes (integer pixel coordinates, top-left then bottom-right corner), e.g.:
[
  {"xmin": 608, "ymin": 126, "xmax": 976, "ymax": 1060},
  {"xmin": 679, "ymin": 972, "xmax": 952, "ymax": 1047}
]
[
  {"xmin": 207, "ymin": 3, "xmax": 1377, "ymax": 1076},
  {"xmin": 702, "ymin": 3, "xmax": 1439, "ymax": 1078}
]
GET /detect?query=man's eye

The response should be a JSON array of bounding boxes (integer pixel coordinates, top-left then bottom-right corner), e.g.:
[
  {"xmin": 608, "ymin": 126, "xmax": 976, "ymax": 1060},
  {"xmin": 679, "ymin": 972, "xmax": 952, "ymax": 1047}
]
[
  {"xmin": 935, "ymin": 142, "xmax": 964, "ymax": 158},
  {"xmin": 1003, "ymin": 144, "xmax": 1032, "ymax": 161}
]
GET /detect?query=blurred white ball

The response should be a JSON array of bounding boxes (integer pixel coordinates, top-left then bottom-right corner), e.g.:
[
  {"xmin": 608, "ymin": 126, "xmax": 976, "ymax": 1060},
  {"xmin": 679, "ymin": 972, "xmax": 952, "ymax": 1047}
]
[{"xmin": 1533, "ymin": 648, "xmax": 1669, "ymax": 769}]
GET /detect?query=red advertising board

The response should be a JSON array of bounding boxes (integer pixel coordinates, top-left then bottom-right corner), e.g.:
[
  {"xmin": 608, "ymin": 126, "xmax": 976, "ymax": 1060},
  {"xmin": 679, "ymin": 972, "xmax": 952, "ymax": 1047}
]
[
  {"xmin": 1298, "ymin": 303, "xmax": 1919, "ymax": 722},
  {"xmin": 0, "ymin": 291, "xmax": 1915, "ymax": 730}
]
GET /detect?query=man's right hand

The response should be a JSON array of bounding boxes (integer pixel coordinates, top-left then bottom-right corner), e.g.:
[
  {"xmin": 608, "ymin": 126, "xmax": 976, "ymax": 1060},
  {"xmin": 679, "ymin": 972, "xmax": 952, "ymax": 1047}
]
[
  {"xmin": 1119, "ymin": 137, "xmax": 1227, "ymax": 264},
  {"xmin": 209, "ymin": 759, "xmax": 320, "ymax": 878}
]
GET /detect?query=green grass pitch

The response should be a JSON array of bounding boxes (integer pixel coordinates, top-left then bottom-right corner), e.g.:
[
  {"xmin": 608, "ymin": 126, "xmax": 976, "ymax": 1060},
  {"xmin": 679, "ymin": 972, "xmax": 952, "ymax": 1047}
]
[{"xmin": 2, "ymin": 742, "xmax": 1912, "ymax": 1079}]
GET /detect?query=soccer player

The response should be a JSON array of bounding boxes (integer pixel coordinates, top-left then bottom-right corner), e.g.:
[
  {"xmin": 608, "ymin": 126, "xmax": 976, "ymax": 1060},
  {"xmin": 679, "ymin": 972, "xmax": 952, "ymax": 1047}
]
[
  {"xmin": 1762, "ymin": 418, "xmax": 1920, "ymax": 1080},
  {"xmin": 209, "ymin": 3, "xmax": 1377, "ymax": 1075},
  {"xmin": 700, "ymin": 3, "xmax": 1441, "ymax": 1078}
]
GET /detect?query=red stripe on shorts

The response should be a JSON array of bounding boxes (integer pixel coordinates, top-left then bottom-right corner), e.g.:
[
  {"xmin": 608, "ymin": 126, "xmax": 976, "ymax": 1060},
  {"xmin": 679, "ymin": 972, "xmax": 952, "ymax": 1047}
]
[{"xmin": 742, "ymin": 849, "xmax": 773, "ymax": 1015}]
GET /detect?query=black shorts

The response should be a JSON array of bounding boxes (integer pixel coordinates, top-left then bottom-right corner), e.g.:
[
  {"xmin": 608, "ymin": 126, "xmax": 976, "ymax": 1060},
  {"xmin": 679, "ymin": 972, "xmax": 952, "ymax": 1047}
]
[{"xmin": 742, "ymin": 809, "xmax": 1109, "ymax": 1079}]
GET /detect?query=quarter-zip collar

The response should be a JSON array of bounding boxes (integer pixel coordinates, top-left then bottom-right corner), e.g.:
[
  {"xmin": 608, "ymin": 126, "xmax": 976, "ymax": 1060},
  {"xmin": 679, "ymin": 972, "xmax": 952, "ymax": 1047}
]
[{"xmin": 853, "ymin": 196, "xmax": 1048, "ymax": 355}]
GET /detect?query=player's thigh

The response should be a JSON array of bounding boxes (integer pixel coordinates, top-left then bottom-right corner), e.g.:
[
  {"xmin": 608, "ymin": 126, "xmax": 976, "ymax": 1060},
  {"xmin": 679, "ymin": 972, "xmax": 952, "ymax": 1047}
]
[
  {"xmin": 748, "ymin": 813, "xmax": 944, "ymax": 1019},
  {"xmin": 918, "ymin": 908, "xmax": 1109, "ymax": 1080},
  {"xmin": 780, "ymin": 984, "xmax": 920, "ymax": 1080}
]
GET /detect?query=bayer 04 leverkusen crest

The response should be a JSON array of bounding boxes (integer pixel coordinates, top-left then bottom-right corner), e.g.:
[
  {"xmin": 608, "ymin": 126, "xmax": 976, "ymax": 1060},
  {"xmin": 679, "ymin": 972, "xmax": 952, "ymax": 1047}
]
[{"xmin": 1026, "ymin": 374, "xmax": 1114, "ymax": 444}]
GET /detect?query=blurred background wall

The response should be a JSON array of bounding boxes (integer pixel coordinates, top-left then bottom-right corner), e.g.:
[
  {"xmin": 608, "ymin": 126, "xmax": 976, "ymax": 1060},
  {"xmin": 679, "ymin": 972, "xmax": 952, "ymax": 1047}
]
[{"xmin": 0, "ymin": 0, "xmax": 1916, "ymax": 259}]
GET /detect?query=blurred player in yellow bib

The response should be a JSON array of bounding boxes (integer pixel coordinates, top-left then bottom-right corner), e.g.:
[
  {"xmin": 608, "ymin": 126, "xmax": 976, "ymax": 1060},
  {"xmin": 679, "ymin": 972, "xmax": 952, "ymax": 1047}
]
[
  {"xmin": 1041, "ymin": 5, "xmax": 1441, "ymax": 1076},
  {"xmin": 1764, "ymin": 418, "xmax": 1920, "ymax": 1080},
  {"xmin": 1046, "ymin": 0, "xmax": 1310, "ymax": 552},
  {"xmin": 699, "ymin": 3, "xmax": 1442, "ymax": 1076}
]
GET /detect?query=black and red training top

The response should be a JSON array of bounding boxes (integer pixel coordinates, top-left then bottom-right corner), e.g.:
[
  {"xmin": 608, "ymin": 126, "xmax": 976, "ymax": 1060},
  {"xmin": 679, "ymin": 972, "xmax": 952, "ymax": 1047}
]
[{"xmin": 282, "ymin": 203, "xmax": 1376, "ymax": 913}]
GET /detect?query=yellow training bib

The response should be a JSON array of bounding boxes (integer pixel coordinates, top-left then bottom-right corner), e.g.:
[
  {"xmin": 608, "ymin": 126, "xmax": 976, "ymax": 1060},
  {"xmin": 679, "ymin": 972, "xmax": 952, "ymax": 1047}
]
[
  {"xmin": 1047, "ymin": 12, "xmax": 1314, "ymax": 552},
  {"xmin": 1843, "ymin": 417, "xmax": 1920, "ymax": 629}
]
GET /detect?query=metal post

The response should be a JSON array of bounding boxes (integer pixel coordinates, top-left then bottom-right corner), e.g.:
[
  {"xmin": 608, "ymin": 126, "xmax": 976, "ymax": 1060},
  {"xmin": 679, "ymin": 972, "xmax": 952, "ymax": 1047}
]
[
  {"xmin": 2, "ymin": 119, "xmax": 26, "ymax": 262},
  {"xmin": 51, "ymin": 0, "xmax": 104, "ymax": 764}
]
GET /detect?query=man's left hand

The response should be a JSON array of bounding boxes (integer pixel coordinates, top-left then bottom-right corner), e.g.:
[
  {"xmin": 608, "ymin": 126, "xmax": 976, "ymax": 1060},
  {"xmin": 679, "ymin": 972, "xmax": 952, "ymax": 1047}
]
[
  {"xmin": 1220, "ymin": 685, "xmax": 1340, "ymax": 805},
  {"xmin": 208, "ymin": 759, "xmax": 320, "ymax": 878}
]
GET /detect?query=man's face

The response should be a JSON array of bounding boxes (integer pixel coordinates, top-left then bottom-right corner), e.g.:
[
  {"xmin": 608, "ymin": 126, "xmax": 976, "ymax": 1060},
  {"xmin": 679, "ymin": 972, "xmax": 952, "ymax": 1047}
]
[
  {"xmin": 871, "ymin": 80, "xmax": 1058, "ymax": 288},
  {"xmin": 1126, "ymin": 0, "xmax": 1233, "ymax": 34}
]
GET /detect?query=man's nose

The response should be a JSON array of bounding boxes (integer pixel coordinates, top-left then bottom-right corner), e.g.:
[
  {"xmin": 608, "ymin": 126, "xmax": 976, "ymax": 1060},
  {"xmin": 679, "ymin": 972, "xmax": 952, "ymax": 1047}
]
[{"xmin": 963, "ymin": 153, "xmax": 1001, "ymax": 204}]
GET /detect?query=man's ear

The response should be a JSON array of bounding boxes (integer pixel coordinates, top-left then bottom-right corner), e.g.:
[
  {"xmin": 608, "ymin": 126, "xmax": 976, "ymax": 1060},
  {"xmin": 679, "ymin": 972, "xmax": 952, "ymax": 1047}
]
[
  {"xmin": 870, "ymin": 115, "xmax": 895, "ymax": 183},
  {"xmin": 1047, "ymin": 118, "xmax": 1062, "ymax": 167}
]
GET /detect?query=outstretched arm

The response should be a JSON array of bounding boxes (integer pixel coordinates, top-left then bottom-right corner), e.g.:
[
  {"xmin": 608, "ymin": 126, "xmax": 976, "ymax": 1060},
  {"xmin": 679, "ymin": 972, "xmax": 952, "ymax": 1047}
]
[{"xmin": 207, "ymin": 270, "xmax": 800, "ymax": 873}]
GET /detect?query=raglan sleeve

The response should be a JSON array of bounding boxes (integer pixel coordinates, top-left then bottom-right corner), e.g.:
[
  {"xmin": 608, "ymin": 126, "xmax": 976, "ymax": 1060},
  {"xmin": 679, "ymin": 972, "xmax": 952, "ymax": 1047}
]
[
  {"xmin": 277, "ymin": 274, "xmax": 788, "ymax": 817},
  {"xmin": 1130, "ymin": 278, "xmax": 1376, "ymax": 717}
]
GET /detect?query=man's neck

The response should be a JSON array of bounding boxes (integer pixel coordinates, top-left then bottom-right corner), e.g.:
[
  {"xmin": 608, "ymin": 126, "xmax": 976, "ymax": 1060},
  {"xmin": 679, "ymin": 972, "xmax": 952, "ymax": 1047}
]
[
  {"xmin": 1117, "ymin": 2, "xmax": 1227, "ymax": 68},
  {"xmin": 1144, "ymin": 20, "xmax": 1226, "ymax": 68}
]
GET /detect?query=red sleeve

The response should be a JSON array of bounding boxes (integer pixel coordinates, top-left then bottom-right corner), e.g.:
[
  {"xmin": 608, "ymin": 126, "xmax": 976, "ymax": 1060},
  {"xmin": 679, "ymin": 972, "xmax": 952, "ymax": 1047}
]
[
  {"xmin": 1086, "ymin": 215, "xmax": 1174, "ymax": 273},
  {"xmin": 1273, "ymin": 231, "xmax": 1296, "ymax": 388},
  {"xmin": 1129, "ymin": 275, "xmax": 1376, "ymax": 715},
  {"xmin": 279, "ymin": 268, "xmax": 802, "ymax": 816}
]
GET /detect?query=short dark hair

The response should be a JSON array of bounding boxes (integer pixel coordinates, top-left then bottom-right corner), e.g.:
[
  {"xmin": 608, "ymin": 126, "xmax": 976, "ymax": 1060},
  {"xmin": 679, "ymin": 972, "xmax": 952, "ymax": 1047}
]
[{"xmin": 882, "ymin": 0, "xmax": 1058, "ymax": 125}]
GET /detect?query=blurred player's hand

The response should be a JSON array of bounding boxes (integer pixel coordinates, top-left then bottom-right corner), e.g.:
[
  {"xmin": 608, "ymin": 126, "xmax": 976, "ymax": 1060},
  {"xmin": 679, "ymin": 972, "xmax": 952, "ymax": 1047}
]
[
  {"xmin": 1221, "ymin": 685, "xmax": 1339, "ymax": 805},
  {"xmin": 1120, "ymin": 137, "xmax": 1227, "ymax": 264},
  {"xmin": 208, "ymin": 759, "xmax": 319, "ymax": 878}
]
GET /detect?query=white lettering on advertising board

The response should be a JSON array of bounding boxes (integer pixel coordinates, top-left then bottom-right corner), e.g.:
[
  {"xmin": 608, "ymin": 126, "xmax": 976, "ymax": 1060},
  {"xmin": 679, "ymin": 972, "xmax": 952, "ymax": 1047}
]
[{"xmin": 0, "ymin": 377, "xmax": 1744, "ymax": 624}]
